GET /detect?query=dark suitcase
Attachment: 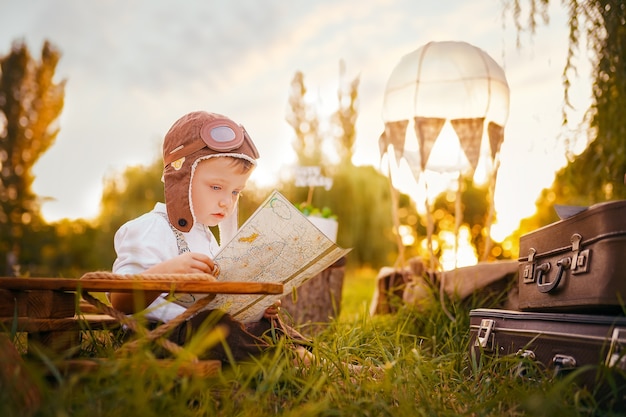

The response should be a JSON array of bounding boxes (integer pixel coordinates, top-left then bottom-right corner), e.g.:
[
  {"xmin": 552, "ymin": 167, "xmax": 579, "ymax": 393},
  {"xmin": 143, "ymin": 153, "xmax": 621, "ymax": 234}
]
[
  {"xmin": 469, "ymin": 308, "xmax": 626, "ymax": 390},
  {"xmin": 518, "ymin": 200, "xmax": 626, "ymax": 313}
]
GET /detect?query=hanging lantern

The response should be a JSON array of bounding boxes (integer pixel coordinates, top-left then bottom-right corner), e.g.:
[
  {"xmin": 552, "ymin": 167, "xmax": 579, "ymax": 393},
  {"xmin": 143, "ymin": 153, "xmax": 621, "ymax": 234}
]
[
  {"xmin": 379, "ymin": 40, "xmax": 511, "ymax": 270},
  {"xmin": 379, "ymin": 40, "xmax": 510, "ymax": 175}
]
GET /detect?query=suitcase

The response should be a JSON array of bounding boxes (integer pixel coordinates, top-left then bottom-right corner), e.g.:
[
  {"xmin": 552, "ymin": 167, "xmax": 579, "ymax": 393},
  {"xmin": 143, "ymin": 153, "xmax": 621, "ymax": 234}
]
[
  {"xmin": 518, "ymin": 200, "xmax": 626, "ymax": 313},
  {"xmin": 469, "ymin": 308, "xmax": 626, "ymax": 390}
]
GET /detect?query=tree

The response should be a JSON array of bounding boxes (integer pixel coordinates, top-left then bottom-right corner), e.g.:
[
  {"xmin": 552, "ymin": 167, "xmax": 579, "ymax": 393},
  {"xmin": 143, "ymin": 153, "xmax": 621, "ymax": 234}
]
[
  {"xmin": 284, "ymin": 65, "xmax": 412, "ymax": 269},
  {"xmin": 39, "ymin": 219, "xmax": 101, "ymax": 277},
  {"xmin": 328, "ymin": 164, "xmax": 402, "ymax": 268},
  {"xmin": 0, "ymin": 40, "xmax": 65, "ymax": 275},
  {"xmin": 332, "ymin": 60, "xmax": 360, "ymax": 166},
  {"xmin": 287, "ymin": 62, "xmax": 360, "ymax": 170},
  {"xmin": 286, "ymin": 71, "xmax": 324, "ymax": 166},
  {"xmin": 93, "ymin": 159, "xmax": 166, "ymax": 269},
  {"xmin": 426, "ymin": 178, "xmax": 511, "ymax": 264},
  {"xmin": 506, "ymin": 0, "xmax": 626, "ymax": 225}
]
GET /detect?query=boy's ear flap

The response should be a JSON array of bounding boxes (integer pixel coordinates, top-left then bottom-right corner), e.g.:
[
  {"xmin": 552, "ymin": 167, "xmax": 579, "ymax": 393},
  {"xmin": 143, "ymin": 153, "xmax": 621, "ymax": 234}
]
[{"xmin": 163, "ymin": 160, "xmax": 193, "ymax": 233}]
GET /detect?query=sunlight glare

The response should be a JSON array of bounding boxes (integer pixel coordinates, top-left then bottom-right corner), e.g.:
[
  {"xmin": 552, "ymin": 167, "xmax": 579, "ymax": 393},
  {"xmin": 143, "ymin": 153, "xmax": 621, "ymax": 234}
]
[
  {"xmin": 398, "ymin": 224, "xmax": 415, "ymax": 246},
  {"xmin": 439, "ymin": 226, "xmax": 478, "ymax": 270}
]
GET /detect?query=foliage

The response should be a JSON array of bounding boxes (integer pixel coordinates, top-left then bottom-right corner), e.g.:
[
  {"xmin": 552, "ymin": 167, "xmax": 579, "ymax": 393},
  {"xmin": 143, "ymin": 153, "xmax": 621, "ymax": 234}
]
[
  {"xmin": 276, "ymin": 164, "xmax": 405, "ymax": 269},
  {"xmin": 10, "ymin": 157, "xmax": 164, "ymax": 277},
  {"xmin": 93, "ymin": 159, "xmax": 166, "ymax": 269},
  {"xmin": 286, "ymin": 71, "xmax": 324, "ymax": 167},
  {"xmin": 505, "ymin": 0, "xmax": 626, "ymax": 232},
  {"xmin": 327, "ymin": 165, "xmax": 394, "ymax": 267},
  {"xmin": 5, "ymin": 269, "xmax": 626, "ymax": 416},
  {"xmin": 296, "ymin": 202, "xmax": 336, "ymax": 219},
  {"xmin": 426, "ymin": 177, "xmax": 511, "ymax": 262},
  {"xmin": 0, "ymin": 39, "xmax": 65, "ymax": 275},
  {"xmin": 287, "ymin": 61, "xmax": 359, "ymax": 168},
  {"xmin": 282, "ymin": 64, "xmax": 417, "ymax": 269},
  {"xmin": 332, "ymin": 59, "xmax": 359, "ymax": 166},
  {"xmin": 87, "ymin": 148, "xmax": 404, "ymax": 271}
]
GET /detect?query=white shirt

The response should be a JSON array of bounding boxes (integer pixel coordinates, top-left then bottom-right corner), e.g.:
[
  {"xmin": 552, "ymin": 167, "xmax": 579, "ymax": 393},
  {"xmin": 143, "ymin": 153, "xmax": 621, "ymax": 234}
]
[{"xmin": 112, "ymin": 202, "xmax": 220, "ymax": 322}]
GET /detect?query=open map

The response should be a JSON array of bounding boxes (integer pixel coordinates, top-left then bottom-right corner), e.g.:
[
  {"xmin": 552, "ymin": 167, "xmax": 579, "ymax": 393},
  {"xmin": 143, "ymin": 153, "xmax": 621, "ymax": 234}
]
[{"xmin": 172, "ymin": 190, "xmax": 351, "ymax": 323}]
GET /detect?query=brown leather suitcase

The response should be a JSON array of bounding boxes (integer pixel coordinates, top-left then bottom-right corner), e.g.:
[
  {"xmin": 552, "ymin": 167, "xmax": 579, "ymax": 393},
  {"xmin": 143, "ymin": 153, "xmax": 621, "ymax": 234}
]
[
  {"xmin": 469, "ymin": 308, "xmax": 626, "ymax": 393},
  {"xmin": 518, "ymin": 200, "xmax": 626, "ymax": 313}
]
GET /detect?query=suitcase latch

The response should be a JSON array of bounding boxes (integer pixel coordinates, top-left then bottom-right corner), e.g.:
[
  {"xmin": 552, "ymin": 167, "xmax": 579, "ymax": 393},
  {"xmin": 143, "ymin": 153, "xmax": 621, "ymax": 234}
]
[
  {"xmin": 605, "ymin": 328, "xmax": 626, "ymax": 369},
  {"xmin": 571, "ymin": 249, "xmax": 590, "ymax": 274},
  {"xmin": 570, "ymin": 233, "xmax": 590, "ymax": 275},
  {"xmin": 522, "ymin": 248, "xmax": 536, "ymax": 283},
  {"xmin": 553, "ymin": 354, "xmax": 576, "ymax": 369},
  {"xmin": 515, "ymin": 350, "xmax": 537, "ymax": 378},
  {"xmin": 552, "ymin": 354, "xmax": 577, "ymax": 378},
  {"xmin": 475, "ymin": 319, "xmax": 495, "ymax": 350}
]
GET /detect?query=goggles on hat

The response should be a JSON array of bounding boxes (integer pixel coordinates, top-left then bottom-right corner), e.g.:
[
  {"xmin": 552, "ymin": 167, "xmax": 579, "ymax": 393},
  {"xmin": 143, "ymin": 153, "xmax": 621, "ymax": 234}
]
[{"xmin": 164, "ymin": 118, "xmax": 260, "ymax": 167}]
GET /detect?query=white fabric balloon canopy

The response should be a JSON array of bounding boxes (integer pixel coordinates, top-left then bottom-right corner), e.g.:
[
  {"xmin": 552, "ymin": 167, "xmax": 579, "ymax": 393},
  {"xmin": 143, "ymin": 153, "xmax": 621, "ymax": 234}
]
[{"xmin": 380, "ymin": 40, "xmax": 510, "ymax": 174}]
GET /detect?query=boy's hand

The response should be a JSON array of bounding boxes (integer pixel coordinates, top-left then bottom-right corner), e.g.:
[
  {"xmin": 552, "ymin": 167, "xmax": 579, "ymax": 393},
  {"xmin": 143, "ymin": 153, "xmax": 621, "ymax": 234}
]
[
  {"xmin": 111, "ymin": 253, "xmax": 217, "ymax": 314},
  {"xmin": 145, "ymin": 252, "xmax": 217, "ymax": 276},
  {"xmin": 263, "ymin": 300, "xmax": 281, "ymax": 320}
]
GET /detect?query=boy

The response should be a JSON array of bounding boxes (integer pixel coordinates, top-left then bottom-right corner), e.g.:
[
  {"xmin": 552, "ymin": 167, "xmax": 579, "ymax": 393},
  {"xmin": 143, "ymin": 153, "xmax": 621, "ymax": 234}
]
[{"xmin": 110, "ymin": 111, "xmax": 306, "ymax": 363}]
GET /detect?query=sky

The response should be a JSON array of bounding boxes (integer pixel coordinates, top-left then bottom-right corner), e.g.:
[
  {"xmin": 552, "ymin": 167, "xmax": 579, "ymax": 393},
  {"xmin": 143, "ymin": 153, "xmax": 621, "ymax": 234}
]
[{"xmin": 0, "ymin": 0, "xmax": 592, "ymax": 241}]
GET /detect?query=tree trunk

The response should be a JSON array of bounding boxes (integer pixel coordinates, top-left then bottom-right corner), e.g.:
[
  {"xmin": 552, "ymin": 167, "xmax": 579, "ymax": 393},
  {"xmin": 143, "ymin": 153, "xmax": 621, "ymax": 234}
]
[{"xmin": 280, "ymin": 257, "xmax": 346, "ymax": 335}]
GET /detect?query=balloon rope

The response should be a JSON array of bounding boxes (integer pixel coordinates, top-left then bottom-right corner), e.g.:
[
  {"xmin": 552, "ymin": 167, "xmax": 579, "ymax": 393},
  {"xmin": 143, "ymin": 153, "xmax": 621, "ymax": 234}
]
[
  {"xmin": 482, "ymin": 158, "xmax": 500, "ymax": 261},
  {"xmin": 387, "ymin": 157, "xmax": 405, "ymax": 271},
  {"xmin": 454, "ymin": 172, "xmax": 463, "ymax": 269},
  {"xmin": 424, "ymin": 181, "xmax": 455, "ymax": 322}
]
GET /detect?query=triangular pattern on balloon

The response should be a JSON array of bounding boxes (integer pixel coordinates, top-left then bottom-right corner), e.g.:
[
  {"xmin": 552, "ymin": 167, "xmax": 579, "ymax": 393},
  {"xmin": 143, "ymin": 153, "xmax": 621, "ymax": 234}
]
[
  {"xmin": 413, "ymin": 117, "xmax": 445, "ymax": 171},
  {"xmin": 378, "ymin": 120, "xmax": 408, "ymax": 163},
  {"xmin": 450, "ymin": 118, "xmax": 484, "ymax": 173},
  {"xmin": 487, "ymin": 121, "xmax": 504, "ymax": 161}
]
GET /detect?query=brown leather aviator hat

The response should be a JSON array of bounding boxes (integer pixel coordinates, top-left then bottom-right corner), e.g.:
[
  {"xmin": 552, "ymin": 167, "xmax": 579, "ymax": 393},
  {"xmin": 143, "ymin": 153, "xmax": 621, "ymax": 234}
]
[{"xmin": 162, "ymin": 111, "xmax": 260, "ymax": 233}]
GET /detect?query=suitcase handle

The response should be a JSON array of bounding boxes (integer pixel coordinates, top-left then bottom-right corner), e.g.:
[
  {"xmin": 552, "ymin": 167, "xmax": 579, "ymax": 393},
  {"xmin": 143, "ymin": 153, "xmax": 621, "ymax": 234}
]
[{"xmin": 536, "ymin": 257, "xmax": 572, "ymax": 293}]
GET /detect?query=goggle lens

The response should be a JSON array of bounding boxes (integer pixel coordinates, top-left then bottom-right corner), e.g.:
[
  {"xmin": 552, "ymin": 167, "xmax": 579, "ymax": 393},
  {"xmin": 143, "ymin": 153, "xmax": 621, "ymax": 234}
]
[
  {"xmin": 210, "ymin": 126, "xmax": 237, "ymax": 144},
  {"xmin": 200, "ymin": 119, "xmax": 259, "ymax": 158}
]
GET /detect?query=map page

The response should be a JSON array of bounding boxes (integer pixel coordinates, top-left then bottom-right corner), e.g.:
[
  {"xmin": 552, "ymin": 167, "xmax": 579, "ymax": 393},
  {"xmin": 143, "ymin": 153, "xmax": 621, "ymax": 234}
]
[{"xmin": 172, "ymin": 190, "xmax": 351, "ymax": 323}]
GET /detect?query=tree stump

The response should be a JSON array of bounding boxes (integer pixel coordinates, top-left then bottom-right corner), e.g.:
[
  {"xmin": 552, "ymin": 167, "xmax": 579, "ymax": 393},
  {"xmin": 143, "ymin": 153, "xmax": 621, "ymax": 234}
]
[{"xmin": 280, "ymin": 257, "xmax": 346, "ymax": 335}]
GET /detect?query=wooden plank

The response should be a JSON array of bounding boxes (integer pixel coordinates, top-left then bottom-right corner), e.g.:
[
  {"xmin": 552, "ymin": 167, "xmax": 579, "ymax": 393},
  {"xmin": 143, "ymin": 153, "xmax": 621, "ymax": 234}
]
[
  {"xmin": 27, "ymin": 290, "xmax": 76, "ymax": 318},
  {"xmin": 0, "ymin": 289, "xmax": 27, "ymax": 316},
  {"xmin": 79, "ymin": 299, "xmax": 101, "ymax": 314},
  {"xmin": 2, "ymin": 314, "xmax": 121, "ymax": 354},
  {"xmin": 28, "ymin": 330, "xmax": 80, "ymax": 353},
  {"xmin": 0, "ymin": 277, "xmax": 283, "ymax": 294},
  {"xmin": 0, "ymin": 289, "xmax": 76, "ymax": 318}
]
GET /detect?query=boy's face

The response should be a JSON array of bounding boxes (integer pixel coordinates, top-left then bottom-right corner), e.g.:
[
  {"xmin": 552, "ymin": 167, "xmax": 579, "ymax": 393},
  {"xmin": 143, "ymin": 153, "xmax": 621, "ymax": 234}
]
[{"xmin": 190, "ymin": 157, "xmax": 253, "ymax": 227}]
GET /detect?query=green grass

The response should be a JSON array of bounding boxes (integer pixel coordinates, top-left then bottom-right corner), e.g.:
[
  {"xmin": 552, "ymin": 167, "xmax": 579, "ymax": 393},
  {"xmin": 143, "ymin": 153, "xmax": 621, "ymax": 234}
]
[
  {"xmin": 339, "ymin": 266, "xmax": 378, "ymax": 321},
  {"xmin": 2, "ymin": 268, "xmax": 626, "ymax": 416}
]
